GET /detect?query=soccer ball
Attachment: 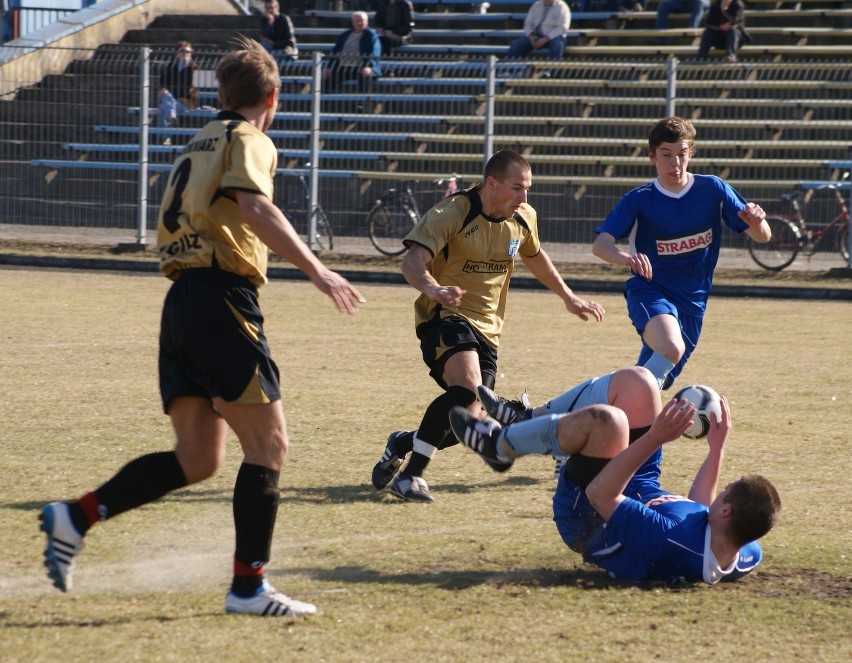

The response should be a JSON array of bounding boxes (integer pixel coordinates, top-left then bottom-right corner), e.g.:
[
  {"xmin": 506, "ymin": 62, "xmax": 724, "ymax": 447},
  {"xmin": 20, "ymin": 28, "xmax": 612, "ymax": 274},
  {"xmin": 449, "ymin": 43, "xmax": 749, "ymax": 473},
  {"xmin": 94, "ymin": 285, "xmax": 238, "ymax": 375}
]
[{"xmin": 673, "ymin": 384, "xmax": 722, "ymax": 440}]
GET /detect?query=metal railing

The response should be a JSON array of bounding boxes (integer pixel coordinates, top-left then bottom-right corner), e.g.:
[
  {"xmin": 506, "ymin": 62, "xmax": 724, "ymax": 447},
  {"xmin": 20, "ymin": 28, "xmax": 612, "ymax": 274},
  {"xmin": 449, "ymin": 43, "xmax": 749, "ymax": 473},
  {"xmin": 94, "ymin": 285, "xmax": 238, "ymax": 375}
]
[{"xmin": 2, "ymin": 44, "xmax": 851, "ymax": 267}]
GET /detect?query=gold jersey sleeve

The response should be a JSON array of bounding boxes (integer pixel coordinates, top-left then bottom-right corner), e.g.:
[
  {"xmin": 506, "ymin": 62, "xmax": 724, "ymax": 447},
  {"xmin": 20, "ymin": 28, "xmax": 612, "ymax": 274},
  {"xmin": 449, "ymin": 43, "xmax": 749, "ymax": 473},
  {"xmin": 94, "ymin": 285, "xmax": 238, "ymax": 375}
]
[
  {"xmin": 404, "ymin": 186, "xmax": 541, "ymax": 348},
  {"xmin": 157, "ymin": 113, "xmax": 277, "ymax": 288}
]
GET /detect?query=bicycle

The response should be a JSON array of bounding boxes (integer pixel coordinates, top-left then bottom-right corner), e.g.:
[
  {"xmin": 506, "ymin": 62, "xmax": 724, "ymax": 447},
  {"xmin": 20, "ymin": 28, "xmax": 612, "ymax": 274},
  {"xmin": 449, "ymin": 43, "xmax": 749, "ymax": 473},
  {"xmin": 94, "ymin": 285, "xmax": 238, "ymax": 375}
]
[
  {"xmin": 367, "ymin": 174, "xmax": 463, "ymax": 256},
  {"xmin": 280, "ymin": 172, "xmax": 333, "ymax": 251},
  {"xmin": 749, "ymin": 177, "xmax": 850, "ymax": 271}
]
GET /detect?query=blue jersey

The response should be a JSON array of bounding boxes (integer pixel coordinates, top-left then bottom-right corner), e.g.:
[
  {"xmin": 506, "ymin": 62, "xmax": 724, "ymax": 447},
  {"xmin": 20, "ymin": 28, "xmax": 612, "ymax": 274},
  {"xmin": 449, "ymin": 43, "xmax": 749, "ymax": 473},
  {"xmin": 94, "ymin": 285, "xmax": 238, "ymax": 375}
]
[
  {"xmin": 594, "ymin": 174, "xmax": 750, "ymax": 316},
  {"xmin": 553, "ymin": 449, "xmax": 764, "ymax": 584},
  {"xmin": 584, "ymin": 492, "xmax": 763, "ymax": 584}
]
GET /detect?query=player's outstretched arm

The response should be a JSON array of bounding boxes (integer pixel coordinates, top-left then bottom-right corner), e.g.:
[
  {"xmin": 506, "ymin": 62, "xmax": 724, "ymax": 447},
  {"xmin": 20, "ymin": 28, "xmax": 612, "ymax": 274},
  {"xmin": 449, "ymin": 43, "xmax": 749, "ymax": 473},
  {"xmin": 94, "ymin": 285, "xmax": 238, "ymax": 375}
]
[
  {"xmin": 400, "ymin": 243, "xmax": 466, "ymax": 306},
  {"xmin": 687, "ymin": 395, "xmax": 732, "ymax": 506},
  {"xmin": 520, "ymin": 250, "xmax": 605, "ymax": 322},
  {"xmin": 586, "ymin": 398, "xmax": 695, "ymax": 521},
  {"xmin": 237, "ymin": 191, "xmax": 366, "ymax": 314},
  {"xmin": 592, "ymin": 232, "xmax": 652, "ymax": 281}
]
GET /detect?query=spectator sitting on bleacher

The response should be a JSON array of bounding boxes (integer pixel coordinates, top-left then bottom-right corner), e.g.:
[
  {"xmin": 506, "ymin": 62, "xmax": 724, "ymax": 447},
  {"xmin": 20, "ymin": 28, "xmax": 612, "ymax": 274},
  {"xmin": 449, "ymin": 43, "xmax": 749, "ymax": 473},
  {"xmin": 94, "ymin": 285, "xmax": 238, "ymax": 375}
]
[
  {"xmin": 259, "ymin": 0, "xmax": 299, "ymax": 62},
  {"xmin": 374, "ymin": 0, "xmax": 414, "ymax": 56},
  {"xmin": 656, "ymin": 0, "xmax": 710, "ymax": 41},
  {"xmin": 322, "ymin": 11, "xmax": 382, "ymax": 91},
  {"xmin": 157, "ymin": 41, "xmax": 197, "ymax": 139},
  {"xmin": 696, "ymin": 0, "xmax": 750, "ymax": 63},
  {"xmin": 506, "ymin": 0, "xmax": 572, "ymax": 60},
  {"xmin": 605, "ymin": 0, "xmax": 647, "ymax": 11}
]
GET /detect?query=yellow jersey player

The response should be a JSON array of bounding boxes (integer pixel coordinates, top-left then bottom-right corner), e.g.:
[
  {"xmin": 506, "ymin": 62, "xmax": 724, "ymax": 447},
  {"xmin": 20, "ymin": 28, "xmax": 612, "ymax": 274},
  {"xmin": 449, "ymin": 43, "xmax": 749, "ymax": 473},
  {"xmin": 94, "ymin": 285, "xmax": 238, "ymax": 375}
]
[
  {"xmin": 39, "ymin": 37, "xmax": 364, "ymax": 617},
  {"xmin": 371, "ymin": 149, "xmax": 606, "ymax": 503}
]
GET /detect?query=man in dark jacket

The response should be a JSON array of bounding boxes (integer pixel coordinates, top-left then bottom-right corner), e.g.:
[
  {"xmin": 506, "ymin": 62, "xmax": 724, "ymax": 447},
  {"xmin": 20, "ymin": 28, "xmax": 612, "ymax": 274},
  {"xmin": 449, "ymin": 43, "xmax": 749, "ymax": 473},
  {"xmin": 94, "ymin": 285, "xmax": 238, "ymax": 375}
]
[
  {"xmin": 259, "ymin": 0, "xmax": 298, "ymax": 61},
  {"xmin": 696, "ymin": 0, "xmax": 749, "ymax": 63},
  {"xmin": 374, "ymin": 0, "xmax": 414, "ymax": 56},
  {"xmin": 322, "ymin": 11, "xmax": 382, "ymax": 90}
]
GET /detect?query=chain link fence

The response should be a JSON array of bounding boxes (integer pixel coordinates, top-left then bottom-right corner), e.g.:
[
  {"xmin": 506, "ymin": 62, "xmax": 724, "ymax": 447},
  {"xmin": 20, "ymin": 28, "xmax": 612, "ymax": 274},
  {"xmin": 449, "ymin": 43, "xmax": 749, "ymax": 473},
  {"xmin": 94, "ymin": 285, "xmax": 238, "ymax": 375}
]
[{"xmin": 2, "ymin": 43, "xmax": 850, "ymax": 268}]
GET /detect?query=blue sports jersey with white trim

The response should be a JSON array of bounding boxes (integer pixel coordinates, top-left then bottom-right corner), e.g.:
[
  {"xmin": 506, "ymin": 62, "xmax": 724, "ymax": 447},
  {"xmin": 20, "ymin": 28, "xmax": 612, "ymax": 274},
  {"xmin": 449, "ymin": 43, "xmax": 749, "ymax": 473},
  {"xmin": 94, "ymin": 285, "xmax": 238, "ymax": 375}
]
[
  {"xmin": 583, "ymin": 492, "xmax": 764, "ymax": 583},
  {"xmin": 594, "ymin": 174, "xmax": 750, "ymax": 315},
  {"xmin": 553, "ymin": 444, "xmax": 764, "ymax": 584}
]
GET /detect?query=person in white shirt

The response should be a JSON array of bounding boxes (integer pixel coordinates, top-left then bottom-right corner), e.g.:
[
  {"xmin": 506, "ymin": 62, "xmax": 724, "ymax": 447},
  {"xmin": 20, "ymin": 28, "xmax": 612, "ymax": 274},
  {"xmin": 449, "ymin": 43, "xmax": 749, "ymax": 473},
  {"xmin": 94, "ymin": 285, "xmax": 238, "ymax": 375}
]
[{"xmin": 506, "ymin": 0, "xmax": 572, "ymax": 60}]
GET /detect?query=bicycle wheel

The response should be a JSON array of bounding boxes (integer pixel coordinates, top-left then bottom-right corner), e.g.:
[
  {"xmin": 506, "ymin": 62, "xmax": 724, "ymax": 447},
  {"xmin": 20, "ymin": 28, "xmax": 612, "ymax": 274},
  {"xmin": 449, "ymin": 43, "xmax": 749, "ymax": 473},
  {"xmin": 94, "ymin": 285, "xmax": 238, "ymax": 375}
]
[
  {"xmin": 367, "ymin": 202, "xmax": 417, "ymax": 256},
  {"xmin": 311, "ymin": 206, "xmax": 333, "ymax": 251},
  {"xmin": 837, "ymin": 222, "xmax": 850, "ymax": 263},
  {"xmin": 748, "ymin": 216, "xmax": 801, "ymax": 271}
]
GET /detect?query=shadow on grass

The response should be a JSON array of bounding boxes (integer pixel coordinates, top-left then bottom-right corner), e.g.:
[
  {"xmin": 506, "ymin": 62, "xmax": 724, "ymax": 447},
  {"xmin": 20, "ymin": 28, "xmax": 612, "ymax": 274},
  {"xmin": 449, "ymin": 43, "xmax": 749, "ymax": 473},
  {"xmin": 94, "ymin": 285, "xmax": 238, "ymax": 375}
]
[
  {"xmin": 276, "ymin": 564, "xmax": 657, "ymax": 592},
  {"xmin": 4, "ymin": 475, "xmax": 547, "ymax": 513},
  {"xmin": 0, "ymin": 610, "xmax": 222, "ymax": 630},
  {"xmin": 279, "ymin": 474, "xmax": 546, "ymax": 504}
]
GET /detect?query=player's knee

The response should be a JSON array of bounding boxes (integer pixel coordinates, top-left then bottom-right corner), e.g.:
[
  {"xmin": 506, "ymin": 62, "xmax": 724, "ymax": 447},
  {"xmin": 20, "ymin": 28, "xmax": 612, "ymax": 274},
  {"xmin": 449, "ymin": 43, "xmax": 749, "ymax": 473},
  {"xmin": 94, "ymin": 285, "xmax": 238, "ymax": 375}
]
[{"xmin": 446, "ymin": 385, "xmax": 477, "ymax": 409}]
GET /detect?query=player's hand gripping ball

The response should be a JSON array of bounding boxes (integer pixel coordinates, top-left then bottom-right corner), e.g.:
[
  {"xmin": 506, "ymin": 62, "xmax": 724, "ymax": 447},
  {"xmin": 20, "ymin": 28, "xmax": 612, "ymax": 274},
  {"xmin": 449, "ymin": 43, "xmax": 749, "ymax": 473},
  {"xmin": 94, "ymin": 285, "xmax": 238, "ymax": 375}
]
[{"xmin": 673, "ymin": 384, "xmax": 723, "ymax": 440}]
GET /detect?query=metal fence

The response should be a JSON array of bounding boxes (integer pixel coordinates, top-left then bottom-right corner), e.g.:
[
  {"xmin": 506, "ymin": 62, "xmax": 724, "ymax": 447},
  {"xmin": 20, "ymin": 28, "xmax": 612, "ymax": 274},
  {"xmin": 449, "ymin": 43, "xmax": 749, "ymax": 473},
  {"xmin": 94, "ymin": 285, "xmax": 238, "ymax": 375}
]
[{"xmin": 2, "ymin": 43, "xmax": 850, "ymax": 269}]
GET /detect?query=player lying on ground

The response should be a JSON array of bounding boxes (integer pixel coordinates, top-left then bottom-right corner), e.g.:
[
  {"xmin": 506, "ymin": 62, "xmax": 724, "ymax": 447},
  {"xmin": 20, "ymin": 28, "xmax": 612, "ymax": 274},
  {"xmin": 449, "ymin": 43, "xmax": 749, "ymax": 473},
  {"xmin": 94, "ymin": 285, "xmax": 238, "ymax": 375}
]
[
  {"xmin": 478, "ymin": 366, "xmax": 662, "ymax": 478},
  {"xmin": 449, "ymin": 387, "xmax": 781, "ymax": 584}
]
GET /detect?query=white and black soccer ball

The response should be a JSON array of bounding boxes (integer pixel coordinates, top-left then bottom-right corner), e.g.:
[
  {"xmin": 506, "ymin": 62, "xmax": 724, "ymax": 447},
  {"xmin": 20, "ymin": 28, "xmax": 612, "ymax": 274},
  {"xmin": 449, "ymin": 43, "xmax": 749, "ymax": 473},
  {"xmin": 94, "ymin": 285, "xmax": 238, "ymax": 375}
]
[{"xmin": 673, "ymin": 384, "xmax": 722, "ymax": 440}]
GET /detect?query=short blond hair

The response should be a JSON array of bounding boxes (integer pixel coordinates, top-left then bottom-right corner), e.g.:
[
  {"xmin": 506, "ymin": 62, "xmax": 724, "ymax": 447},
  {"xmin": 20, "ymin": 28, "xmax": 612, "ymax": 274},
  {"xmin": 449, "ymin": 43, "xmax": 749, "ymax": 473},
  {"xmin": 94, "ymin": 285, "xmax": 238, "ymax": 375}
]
[{"xmin": 216, "ymin": 36, "xmax": 280, "ymax": 111}]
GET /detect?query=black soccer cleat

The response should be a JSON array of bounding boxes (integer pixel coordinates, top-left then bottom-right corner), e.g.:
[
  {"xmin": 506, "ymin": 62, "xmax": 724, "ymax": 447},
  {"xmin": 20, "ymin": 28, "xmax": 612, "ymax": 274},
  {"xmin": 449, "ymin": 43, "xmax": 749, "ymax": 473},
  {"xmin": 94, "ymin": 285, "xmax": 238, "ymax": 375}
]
[
  {"xmin": 477, "ymin": 384, "xmax": 532, "ymax": 426},
  {"xmin": 448, "ymin": 407, "xmax": 513, "ymax": 473},
  {"xmin": 371, "ymin": 430, "xmax": 409, "ymax": 490}
]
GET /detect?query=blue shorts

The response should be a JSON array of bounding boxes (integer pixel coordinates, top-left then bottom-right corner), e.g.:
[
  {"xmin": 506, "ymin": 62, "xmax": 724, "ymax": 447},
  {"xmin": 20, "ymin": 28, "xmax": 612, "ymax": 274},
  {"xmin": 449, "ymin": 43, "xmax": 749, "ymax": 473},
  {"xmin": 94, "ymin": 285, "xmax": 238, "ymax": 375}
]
[
  {"xmin": 625, "ymin": 280, "xmax": 703, "ymax": 387},
  {"xmin": 552, "ymin": 450, "xmax": 665, "ymax": 555}
]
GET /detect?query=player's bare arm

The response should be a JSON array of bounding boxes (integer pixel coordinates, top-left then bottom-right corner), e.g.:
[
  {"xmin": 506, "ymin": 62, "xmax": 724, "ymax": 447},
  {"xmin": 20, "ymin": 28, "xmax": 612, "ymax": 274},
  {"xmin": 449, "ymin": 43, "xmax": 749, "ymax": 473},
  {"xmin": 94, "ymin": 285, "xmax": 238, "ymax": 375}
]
[
  {"xmin": 739, "ymin": 202, "xmax": 772, "ymax": 243},
  {"xmin": 592, "ymin": 232, "xmax": 653, "ymax": 280},
  {"xmin": 687, "ymin": 396, "xmax": 732, "ymax": 505},
  {"xmin": 586, "ymin": 398, "xmax": 695, "ymax": 521},
  {"xmin": 521, "ymin": 250, "xmax": 605, "ymax": 322},
  {"xmin": 400, "ymin": 242, "xmax": 466, "ymax": 306},
  {"xmin": 236, "ymin": 190, "xmax": 366, "ymax": 314}
]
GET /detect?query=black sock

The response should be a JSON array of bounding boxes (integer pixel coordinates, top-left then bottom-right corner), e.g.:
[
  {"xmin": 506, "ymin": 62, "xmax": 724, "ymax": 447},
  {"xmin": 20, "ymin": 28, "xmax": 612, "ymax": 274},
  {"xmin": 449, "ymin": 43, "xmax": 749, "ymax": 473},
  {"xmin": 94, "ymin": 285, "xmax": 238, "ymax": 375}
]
[
  {"xmin": 92, "ymin": 451, "xmax": 187, "ymax": 521},
  {"xmin": 394, "ymin": 431, "xmax": 414, "ymax": 456},
  {"xmin": 231, "ymin": 463, "xmax": 280, "ymax": 596},
  {"xmin": 404, "ymin": 451, "xmax": 431, "ymax": 477},
  {"xmin": 403, "ymin": 386, "xmax": 476, "ymax": 477}
]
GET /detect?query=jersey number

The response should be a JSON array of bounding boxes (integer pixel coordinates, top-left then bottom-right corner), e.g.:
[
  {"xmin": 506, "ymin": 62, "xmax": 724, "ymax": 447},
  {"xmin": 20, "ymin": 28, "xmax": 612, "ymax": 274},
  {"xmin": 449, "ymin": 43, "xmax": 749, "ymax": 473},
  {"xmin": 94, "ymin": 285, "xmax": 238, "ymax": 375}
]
[{"xmin": 162, "ymin": 158, "xmax": 192, "ymax": 234}]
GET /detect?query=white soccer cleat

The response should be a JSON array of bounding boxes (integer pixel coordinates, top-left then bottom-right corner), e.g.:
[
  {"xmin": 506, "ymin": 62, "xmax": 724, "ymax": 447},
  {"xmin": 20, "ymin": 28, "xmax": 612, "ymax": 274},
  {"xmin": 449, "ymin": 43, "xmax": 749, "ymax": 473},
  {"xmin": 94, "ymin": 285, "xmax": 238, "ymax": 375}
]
[
  {"xmin": 39, "ymin": 501, "xmax": 85, "ymax": 592},
  {"xmin": 225, "ymin": 580, "xmax": 317, "ymax": 617}
]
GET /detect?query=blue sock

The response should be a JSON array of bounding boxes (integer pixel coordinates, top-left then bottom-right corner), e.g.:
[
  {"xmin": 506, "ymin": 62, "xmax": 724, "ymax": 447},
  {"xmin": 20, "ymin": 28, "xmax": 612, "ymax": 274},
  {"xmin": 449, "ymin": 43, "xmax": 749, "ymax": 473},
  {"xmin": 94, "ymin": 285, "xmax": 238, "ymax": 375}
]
[
  {"xmin": 542, "ymin": 377, "xmax": 594, "ymax": 415},
  {"xmin": 642, "ymin": 352, "xmax": 675, "ymax": 389},
  {"xmin": 500, "ymin": 414, "xmax": 562, "ymax": 457}
]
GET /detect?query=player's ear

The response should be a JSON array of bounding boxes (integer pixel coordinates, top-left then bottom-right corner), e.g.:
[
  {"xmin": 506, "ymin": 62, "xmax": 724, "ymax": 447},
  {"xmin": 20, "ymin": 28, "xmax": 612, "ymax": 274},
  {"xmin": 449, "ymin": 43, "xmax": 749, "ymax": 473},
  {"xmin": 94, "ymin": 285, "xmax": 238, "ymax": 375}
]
[{"xmin": 266, "ymin": 86, "xmax": 280, "ymax": 109}]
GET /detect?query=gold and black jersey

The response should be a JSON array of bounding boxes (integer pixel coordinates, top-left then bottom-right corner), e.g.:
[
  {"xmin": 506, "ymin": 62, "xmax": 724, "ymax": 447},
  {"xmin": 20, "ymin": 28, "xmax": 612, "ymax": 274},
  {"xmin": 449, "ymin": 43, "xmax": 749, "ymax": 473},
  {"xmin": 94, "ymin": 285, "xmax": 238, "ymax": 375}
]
[
  {"xmin": 404, "ymin": 185, "xmax": 541, "ymax": 348},
  {"xmin": 157, "ymin": 111, "xmax": 276, "ymax": 288}
]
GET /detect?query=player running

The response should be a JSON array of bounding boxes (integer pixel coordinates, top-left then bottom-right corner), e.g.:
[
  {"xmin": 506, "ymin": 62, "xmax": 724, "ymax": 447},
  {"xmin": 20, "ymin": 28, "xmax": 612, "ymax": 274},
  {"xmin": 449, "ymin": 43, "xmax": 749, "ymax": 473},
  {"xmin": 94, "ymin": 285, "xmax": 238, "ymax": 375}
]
[
  {"xmin": 38, "ymin": 37, "xmax": 365, "ymax": 617},
  {"xmin": 371, "ymin": 149, "xmax": 605, "ymax": 503},
  {"xmin": 592, "ymin": 117, "xmax": 771, "ymax": 389}
]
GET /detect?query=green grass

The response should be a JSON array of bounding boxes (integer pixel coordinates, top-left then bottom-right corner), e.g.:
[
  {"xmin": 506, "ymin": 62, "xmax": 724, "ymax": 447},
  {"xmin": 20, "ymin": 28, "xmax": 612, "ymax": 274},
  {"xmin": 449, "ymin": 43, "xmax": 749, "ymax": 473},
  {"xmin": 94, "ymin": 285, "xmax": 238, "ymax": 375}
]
[{"xmin": 1, "ymin": 267, "xmax": 850, "ymax": 663}]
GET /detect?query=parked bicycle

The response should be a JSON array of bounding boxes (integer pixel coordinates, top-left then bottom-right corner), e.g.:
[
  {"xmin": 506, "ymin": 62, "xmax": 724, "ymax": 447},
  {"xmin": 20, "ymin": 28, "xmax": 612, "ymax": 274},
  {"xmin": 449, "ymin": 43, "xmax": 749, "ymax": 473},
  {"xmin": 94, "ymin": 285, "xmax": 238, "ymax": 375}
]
[
  {"xmin": 280, "ymin": 172, "xmax": 333, "ymax": 251},
  {"xmin": 367, "ymin": 174, "xmax": 463, "ymax": 256},
  {"xmin": 749, "ymin": 176, "xmax": 850, "ymax": 271}
]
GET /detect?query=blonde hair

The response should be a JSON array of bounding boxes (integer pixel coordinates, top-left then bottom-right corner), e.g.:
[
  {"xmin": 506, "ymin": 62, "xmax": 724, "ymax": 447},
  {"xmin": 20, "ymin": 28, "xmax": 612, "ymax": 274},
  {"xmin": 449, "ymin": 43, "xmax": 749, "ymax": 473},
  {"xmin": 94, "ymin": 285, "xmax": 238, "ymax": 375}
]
[{"xmin": 216, "ymin": 36, "xmax": 280, "ymax": 111}]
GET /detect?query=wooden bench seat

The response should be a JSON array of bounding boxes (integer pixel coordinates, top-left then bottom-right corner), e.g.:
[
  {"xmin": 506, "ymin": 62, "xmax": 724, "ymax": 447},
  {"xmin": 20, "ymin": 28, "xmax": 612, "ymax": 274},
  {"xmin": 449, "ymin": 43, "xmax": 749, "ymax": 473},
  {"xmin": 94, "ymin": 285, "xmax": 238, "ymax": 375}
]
[
  {"xmin": 30, "ymin": 159, "xmax": 356, "ymax": 179},
  {"xmin": 350, "ymin": 169, "xmax": 813, "ymax": 190},
  {"xmin": 409, "ymin": 134, "xmax": 843, "ymax": 152}
]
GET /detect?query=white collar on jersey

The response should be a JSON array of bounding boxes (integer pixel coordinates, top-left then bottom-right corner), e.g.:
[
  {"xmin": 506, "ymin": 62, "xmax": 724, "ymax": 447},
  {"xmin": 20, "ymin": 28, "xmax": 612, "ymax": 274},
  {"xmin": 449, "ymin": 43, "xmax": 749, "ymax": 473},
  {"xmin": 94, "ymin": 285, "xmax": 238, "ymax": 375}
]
[
  {"xmin": 653, "ymin": 172, "xmax": 695, "ymax": 199},
  {"xmin": 702, "ymin": 523, "xmax": 738, "ymax": 584}
]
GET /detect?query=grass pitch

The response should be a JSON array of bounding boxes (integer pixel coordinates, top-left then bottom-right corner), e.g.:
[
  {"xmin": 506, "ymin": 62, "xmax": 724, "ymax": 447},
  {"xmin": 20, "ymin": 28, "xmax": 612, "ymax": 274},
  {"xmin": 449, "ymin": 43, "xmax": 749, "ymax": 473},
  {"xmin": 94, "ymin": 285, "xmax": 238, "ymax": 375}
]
[{"xmin": 0, "ymin": 267, "xmax": 849, "ymax": 663}]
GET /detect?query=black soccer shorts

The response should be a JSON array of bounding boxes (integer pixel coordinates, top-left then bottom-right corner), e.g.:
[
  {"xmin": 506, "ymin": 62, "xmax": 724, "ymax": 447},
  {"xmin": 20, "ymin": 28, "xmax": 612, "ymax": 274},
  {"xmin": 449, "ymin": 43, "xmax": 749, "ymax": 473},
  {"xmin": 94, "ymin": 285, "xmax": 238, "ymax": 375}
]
[{"xmin": 158, "ymin": 268, "xmax": 281, "ymax": 412}]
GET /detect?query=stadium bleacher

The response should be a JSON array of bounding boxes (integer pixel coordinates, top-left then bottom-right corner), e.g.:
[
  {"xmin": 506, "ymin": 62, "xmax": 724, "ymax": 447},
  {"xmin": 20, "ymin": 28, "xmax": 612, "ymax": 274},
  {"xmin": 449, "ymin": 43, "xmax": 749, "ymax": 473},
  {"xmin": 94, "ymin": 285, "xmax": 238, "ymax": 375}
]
[{"xmin": 4, "ymin": 2, "xmax": 852, "ymax": 247}]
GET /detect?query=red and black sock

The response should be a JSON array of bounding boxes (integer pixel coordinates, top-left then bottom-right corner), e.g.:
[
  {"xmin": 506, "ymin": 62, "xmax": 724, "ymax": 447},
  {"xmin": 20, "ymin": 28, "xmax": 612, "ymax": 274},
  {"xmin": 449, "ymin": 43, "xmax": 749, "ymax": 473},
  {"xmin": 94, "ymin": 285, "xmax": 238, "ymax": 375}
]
[{"xmin": 231, "ymin": 463, "xmax": 280, "ymax": 597}]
